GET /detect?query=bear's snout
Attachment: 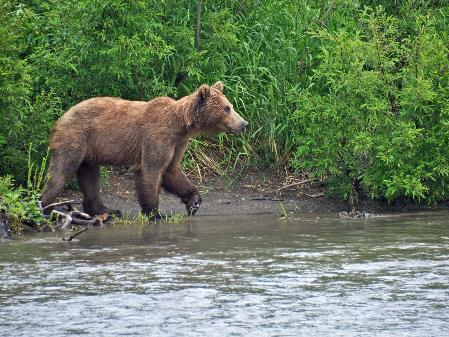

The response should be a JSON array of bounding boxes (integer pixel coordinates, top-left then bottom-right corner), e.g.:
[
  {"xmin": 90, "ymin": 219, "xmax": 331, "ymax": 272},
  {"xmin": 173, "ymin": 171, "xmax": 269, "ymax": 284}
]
[
  {"xmin": 227, "ymin": 119, "xmax": 249, "ymax": 135},
  {"xmin": 240, "ymin": 120, "xmax": 249, "ymax": 133}
]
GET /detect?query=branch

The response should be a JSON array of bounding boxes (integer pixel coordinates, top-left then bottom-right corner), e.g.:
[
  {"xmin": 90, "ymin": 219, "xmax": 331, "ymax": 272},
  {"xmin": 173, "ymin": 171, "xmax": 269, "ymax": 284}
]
[
  {"xmin": 277, "ymin": 179, "xmax": 314, "ymax": 191},
  {"xmin": 252, "ymin": 197, "xmax": 284, "ymax": 201},
  {"xmin": 71, "ymin": 217, "xmax": 101, "ymax": 226},
  {"xmin": 302, "ymin": 192, "xmax": 324, "ymax": 198},
  {"xmin": 195, "ymin": 0, "xmax": 202, "ymax": 51},
  {"xmin": 63, "ymin": 227, "xmax": 88, "ymax": 242},
  {"xmin": 70, "ymin": 210, "xmax": 91, "ymax": 220},
  {"xmin": 42, "ymin": 200, "xmax": 75, "ymax": 211},
  {"xmin": 51, "ymin": 210, "xmax": 73, "ymax": 229}
]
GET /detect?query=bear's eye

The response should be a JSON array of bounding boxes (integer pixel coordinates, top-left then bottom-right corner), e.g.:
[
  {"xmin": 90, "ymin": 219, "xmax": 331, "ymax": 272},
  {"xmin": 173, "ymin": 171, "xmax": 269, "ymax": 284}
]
[{"xmin": 224, "ymin": 106, "xmax": 231, "ymax": 113}]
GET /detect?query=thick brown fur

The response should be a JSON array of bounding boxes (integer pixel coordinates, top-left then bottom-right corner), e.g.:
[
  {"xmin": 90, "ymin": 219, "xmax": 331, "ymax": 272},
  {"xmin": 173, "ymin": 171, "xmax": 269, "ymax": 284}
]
[{"xmin": 41, "ymin": 82, "xmax": 248, "ymax": 219}]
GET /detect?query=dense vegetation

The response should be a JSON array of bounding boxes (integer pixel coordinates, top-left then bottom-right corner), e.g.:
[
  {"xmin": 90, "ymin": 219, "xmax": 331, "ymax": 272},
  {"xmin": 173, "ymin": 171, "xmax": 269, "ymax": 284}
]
[{"xmin": 1, "ymin": 0, "xmax": 448, "ymax": 204}]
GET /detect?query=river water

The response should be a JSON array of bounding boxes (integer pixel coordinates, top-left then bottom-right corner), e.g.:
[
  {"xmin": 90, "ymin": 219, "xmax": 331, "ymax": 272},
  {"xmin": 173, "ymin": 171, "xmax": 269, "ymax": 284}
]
[{"xmin": 1, "ymin": 212, "xmax": 449, "ymax": 336}]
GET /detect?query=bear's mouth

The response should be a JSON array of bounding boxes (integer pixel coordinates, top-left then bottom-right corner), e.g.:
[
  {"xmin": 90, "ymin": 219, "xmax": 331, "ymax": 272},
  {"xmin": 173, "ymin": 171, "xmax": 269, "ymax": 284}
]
[{"xmin": 225, "ymin": 126, "xmax": 241, "ymax": 135}]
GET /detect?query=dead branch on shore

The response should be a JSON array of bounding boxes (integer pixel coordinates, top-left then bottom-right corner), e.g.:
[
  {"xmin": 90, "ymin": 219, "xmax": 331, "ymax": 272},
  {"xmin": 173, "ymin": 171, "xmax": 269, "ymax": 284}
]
[
  {"xmin": 277, "ymin": 178, "xmax": 314, "ymax": 191},
  {"xmin": 301, "ymin": 192, "xmax": 324, "ymax": 198},
  {"xmin": 43, "ymin": 200, "xmax": 75, "ymax": 211},
  {"xmin": 51, "ymin": 210, "xmax": 73, "ymax": 229},
  {"xmin": 252, "ymin": 197, "xmax": 284, "ymax": 202},
  {"xmin": 71, "ymin": 216, "xmax": 101, "ymax": 226},
  {"xmin": 44, "ymin": 200, "xmax": 106, "ymax": 230}
]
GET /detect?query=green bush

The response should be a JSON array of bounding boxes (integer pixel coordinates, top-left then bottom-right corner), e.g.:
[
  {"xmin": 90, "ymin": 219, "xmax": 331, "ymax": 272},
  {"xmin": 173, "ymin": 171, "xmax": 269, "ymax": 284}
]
[
  {"xmin": 291, "ymin": 5, "xmax": 449, "ymax": 202},
  {"xmin": 0, "ymin": 145, "xmax": 48, "ymax": 234},
  {"xmin": 0, "ymin": 2, "xmax": 61, "ymax": 182},
  {"xmin": 0, "ymin": 175, "xmax": 45, "ymax": 233}
]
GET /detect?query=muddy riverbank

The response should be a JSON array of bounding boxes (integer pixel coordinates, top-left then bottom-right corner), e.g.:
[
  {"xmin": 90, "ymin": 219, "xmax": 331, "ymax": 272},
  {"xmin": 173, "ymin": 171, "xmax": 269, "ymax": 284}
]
[{"xmin": 62, "ymin": 170, "xmax": 448, "ymax": 219}]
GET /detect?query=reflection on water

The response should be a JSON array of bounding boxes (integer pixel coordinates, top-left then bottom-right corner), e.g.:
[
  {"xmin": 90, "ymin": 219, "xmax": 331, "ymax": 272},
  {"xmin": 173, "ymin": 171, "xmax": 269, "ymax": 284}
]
[{"xmin": 1, "ymin": 212, "xmax": 449, "ymax": 336}]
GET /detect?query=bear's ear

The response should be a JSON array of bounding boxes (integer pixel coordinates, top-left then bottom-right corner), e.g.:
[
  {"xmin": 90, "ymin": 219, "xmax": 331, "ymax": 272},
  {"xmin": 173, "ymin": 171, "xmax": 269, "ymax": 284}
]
[
  {"xmin": 197, "ymin": 84, "xmax": 210, "ymax": 101},
  {"xmin": 212, "ymin": 81, "xmax": 224, "ymax": 92}
]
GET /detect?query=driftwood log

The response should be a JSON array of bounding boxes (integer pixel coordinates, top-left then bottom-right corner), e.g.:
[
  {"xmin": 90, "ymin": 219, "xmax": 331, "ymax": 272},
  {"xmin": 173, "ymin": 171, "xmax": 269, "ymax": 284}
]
[
  {"xmin": 1, "ymin": 200, "xmax": 108, "ymax": 240},
  {"xmin": 42, "ymin": 200, "xmax": 75, "ymax": 212},
  {"xmin": 45, "ymin": 200, "xmax": 107, "ymax": 230}
]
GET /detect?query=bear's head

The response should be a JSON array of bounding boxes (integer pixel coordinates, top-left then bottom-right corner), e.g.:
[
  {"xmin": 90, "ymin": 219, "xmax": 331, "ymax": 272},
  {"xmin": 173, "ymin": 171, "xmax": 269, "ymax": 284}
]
[{"xmin": 193, "ymin": 82, "xmax": 248, "ymax": 135}]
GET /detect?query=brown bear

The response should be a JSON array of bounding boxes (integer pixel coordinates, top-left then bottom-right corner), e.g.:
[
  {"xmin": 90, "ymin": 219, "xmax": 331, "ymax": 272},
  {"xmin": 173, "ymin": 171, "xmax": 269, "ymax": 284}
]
[{"xmin": 41, "ymin": 82, "xmax": 248, "ymax": 220}]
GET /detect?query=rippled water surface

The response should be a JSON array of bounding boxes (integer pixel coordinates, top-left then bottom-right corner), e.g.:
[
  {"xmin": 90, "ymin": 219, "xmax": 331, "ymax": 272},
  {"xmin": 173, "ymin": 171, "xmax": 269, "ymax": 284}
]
[{"xmin": 1, "ymin": 212, "xmax": 449, "ymax": 336}]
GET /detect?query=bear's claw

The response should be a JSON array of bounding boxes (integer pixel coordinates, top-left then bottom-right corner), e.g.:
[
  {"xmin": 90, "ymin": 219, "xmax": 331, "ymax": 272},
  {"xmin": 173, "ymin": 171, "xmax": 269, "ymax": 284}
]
[
  {"xmin": 185, "ymin": 194, "xmax": 201, "ymax": 216},
  {"xmin": 187, "ymin": 202, "xmax": 200, "ymax": 216}
]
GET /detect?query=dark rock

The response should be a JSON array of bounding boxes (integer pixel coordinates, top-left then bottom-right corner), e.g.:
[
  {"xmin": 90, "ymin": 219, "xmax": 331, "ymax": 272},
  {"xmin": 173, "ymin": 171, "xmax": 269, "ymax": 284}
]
[
  {"xmin": 0, "ymin": 212, "xmax": 12, "ymax": 239},
  {"xmin": 339, "ymin": 210, "xmax": 375, "ymax": 219}
]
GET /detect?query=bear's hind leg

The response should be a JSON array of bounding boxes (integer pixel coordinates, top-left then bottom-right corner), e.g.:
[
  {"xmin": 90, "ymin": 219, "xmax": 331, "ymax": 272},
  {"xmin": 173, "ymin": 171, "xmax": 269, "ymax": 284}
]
[
  {"xmin": 77, "ymin": 161, "xmax": 121, "ymax": 216},
  {"xmin": 41, "ymin": 150, "xmax": 81, "ymax": 213}
]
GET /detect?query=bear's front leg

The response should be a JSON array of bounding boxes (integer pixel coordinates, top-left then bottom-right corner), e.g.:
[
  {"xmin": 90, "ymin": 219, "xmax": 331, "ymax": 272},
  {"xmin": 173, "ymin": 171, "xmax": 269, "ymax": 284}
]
[
  {"xmin": 162, "ymin": 167, "xmax": 202, "ymax": 216},
  {"xmin": 134, "ymin": 167, "xmax": 164, "ymax": 221}
]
